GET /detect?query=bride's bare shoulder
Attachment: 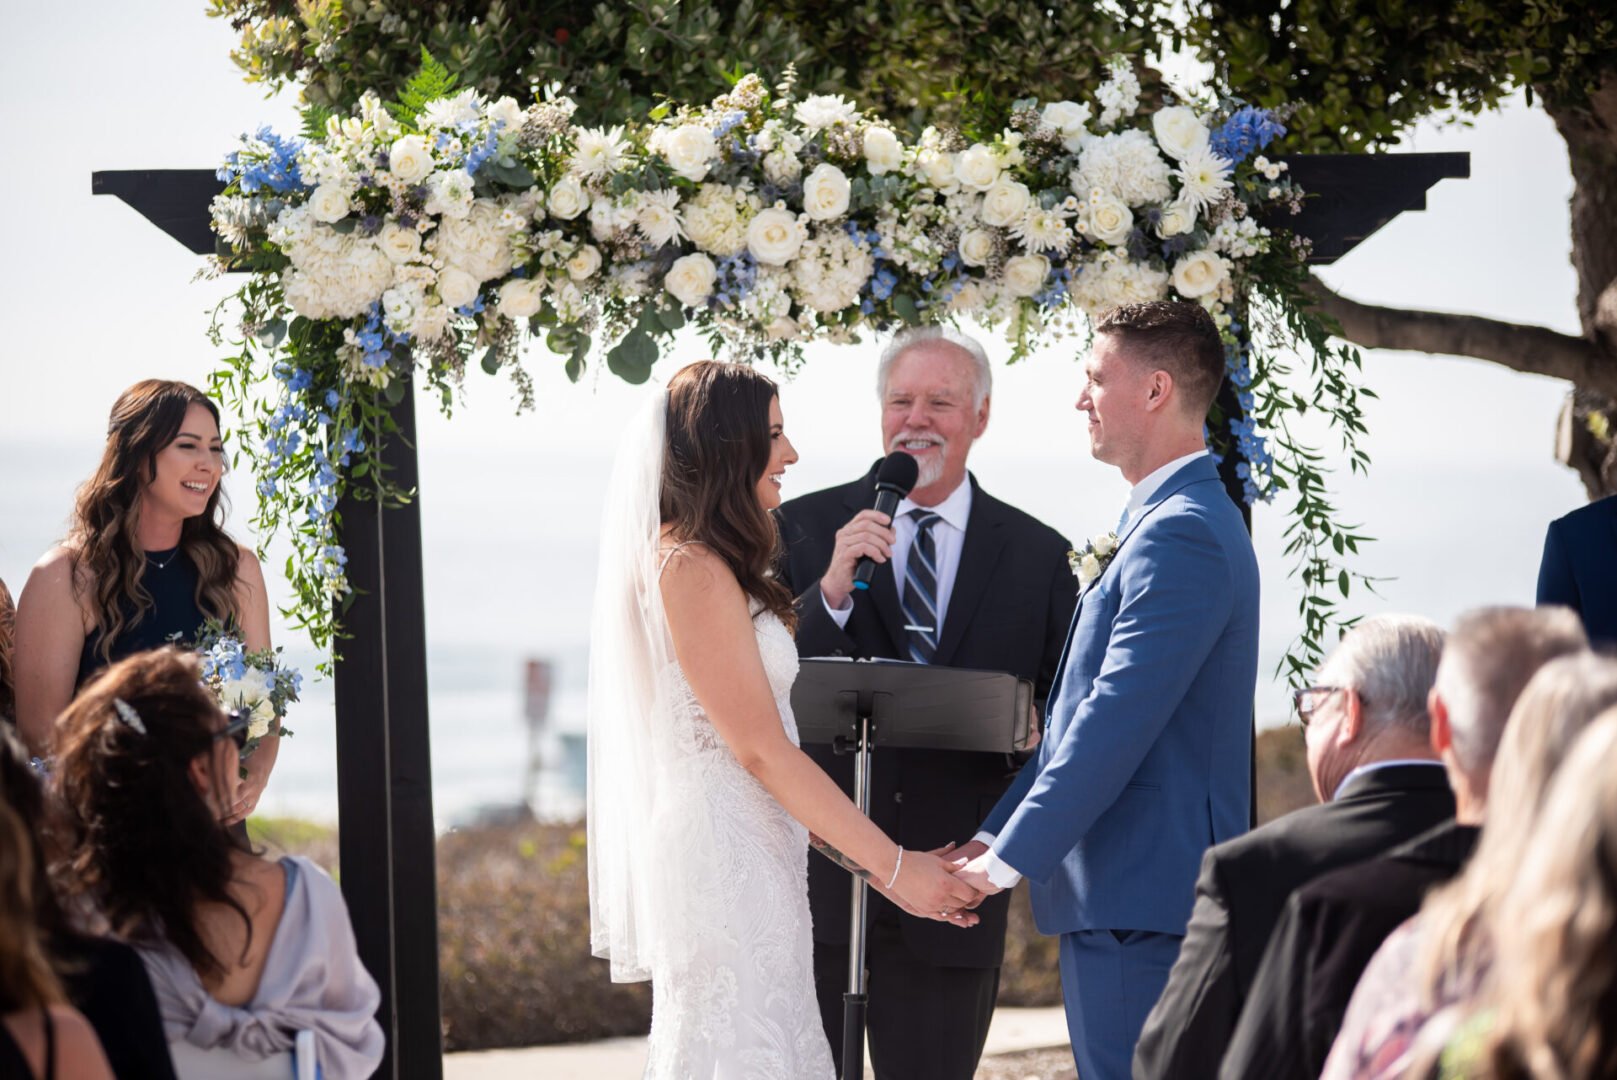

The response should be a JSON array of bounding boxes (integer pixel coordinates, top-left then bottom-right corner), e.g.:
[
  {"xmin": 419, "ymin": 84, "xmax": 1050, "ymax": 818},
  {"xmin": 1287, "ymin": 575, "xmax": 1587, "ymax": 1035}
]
[{"xmin": 658, "ymin": 541, "xmax": 740, "ymax": 601}]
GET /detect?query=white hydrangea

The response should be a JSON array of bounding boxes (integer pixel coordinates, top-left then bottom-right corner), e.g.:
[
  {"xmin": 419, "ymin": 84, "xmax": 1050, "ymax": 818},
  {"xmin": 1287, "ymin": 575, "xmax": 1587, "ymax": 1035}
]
[
  {"xmin": 1070, "ymin": 130, "xmax": 1172, "ymax": 207},
  {"xmin": 280, "ymin": 232, "xmax": 394, "ymax": 320},
  {"xmin": 739, "ymin": 266, "xmax": 794, "ymax": 327},
  {"xmin": 432, "ymin": 198, "xmax": 515, "ymax": 281},
  {"xmin": 791, "ymin": 228, "xmax": 874, "ymax": 313},
  {"xmin": 1068, "ymin": 250, "xmax": 1170, "ymax": 316},
  {"xmin": 793, "ymin": 94, "xmax": 858, "ymax": 132},
  {"xmin": 681, "ymin": 183, "xmax": 759, "ymax": 258}
]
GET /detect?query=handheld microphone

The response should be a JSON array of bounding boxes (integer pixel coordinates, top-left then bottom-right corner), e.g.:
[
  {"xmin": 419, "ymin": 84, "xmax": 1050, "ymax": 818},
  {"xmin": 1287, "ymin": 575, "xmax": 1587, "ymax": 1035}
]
[{"xmin": 852, "ymin": 452, "xmax": 920, "ymax": 592}]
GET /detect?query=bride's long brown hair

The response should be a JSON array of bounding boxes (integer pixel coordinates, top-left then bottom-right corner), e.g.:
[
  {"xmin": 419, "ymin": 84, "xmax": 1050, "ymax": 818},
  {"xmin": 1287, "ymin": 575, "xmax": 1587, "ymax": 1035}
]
[
  {"xmin": 70, "ymin": 381, "xmax": 241, "ymax": 663},
  {"xmin": 661, "ymin": 362, "xmax": 796, "ymax": 629}
]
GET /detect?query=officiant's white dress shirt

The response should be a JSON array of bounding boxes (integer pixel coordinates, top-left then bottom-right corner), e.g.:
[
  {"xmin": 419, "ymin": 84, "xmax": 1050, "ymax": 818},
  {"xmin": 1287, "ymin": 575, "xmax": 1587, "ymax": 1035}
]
[
  {"xmin": 823, "ymin": 477, "xmax": 974, "ymax": 629},
  {"xmin": 972, "ymin": 450, "xmax": 1212, "ymax": 889}
]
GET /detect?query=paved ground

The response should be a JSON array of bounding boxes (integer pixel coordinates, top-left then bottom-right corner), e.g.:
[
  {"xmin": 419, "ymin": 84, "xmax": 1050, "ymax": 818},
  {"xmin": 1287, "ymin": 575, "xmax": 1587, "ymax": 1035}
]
[{"xmin": 442, "ymin": 1005, "xmax": 1070, "ymax": 1079}]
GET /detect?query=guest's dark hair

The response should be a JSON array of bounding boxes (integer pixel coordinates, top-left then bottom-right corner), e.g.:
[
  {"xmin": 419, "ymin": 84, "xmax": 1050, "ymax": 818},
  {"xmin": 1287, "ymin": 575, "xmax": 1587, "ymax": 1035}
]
[
  {"xmin": 1096, "ymin": 301, "xmax": 1225, "ymax": 415},
  {"xmin": 0, "ymin": 725, "xmax": 70, "ymax": 942},
  {"xmin": 661, "ymin": 361, "xmax": 796, "ymax": 629},
  {"xmin": 0, "ymin": 792, "xmax": 63, "ymax": 1012},
  {"xmin": 54, "ymin": 647, "xmax": 251, "ymax": 980},
  {"xmin": 0, "ymin": 577, "xmax": 15, "ymax": 723},
  {"xmin": 70, "ymin": 381, "xmax": 241, "ymax": 665}
]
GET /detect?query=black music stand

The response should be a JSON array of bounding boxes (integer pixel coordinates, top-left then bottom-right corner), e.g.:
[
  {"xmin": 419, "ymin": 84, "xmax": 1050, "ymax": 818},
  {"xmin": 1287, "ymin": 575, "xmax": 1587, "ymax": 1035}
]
[{"xmin": 791, "ymin": 659, "xmax": 1035, "ymax": 1080}]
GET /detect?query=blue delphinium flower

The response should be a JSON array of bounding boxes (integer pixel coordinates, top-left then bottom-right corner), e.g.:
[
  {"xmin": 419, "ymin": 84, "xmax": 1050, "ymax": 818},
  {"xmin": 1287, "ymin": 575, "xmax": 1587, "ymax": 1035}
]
[{"xmin": 1210, "ymin": 106, "xmax": 1286, "ymax": 164}]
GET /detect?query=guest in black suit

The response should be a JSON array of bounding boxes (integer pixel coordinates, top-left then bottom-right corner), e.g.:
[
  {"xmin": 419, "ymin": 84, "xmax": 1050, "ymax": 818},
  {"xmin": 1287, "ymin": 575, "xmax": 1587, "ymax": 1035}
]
[
  {"xmin": 1132, "ymin": 615, "xmax": 1454, "ymax": 1080},
  {"xmin": 775, "ymin": 326, "xmax": 1075, "ymax": 1080},
  {"xmin": 1537, "ymin": 493, "xmax": 1617, "ymax": 644},
  {"xmin": 1221, "ymin": 606, "xmax": 1594, "ymax": 1080}
]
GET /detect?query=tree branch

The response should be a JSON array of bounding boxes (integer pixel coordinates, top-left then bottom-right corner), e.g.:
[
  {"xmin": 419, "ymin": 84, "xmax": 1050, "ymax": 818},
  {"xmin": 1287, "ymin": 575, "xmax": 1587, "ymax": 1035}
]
[{"xmin": 1305, "ymin": 275, "xmax": 1617, "ymax": 398}]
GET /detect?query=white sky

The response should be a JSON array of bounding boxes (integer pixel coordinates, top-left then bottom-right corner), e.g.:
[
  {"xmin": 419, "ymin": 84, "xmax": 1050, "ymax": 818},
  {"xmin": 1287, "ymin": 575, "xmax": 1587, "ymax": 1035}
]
[{"xmin": 0, "ymin": 0, "xmax": 1592, "ymax": 732}]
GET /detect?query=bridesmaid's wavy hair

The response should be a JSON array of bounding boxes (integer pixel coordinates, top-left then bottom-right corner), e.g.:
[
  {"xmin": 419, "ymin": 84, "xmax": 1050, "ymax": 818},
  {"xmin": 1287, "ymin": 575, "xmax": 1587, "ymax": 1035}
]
[
  {"xmin": 54, "ymin": 647, "xmax": 251, "ymax": 980},
  {"xmin": 661, "ymin": 361, "xmax": 796, "ymax": 629},
  {"xmin": 70, "ymin": 381, "xmax": 241, "ymax": 664}
]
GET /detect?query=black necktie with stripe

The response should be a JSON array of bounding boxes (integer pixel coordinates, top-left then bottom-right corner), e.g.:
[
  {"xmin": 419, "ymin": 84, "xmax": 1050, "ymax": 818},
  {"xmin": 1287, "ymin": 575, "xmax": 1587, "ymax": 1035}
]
[{"xmin": 900, "ymin": 509, "xmax": 943, "ymax": 663}]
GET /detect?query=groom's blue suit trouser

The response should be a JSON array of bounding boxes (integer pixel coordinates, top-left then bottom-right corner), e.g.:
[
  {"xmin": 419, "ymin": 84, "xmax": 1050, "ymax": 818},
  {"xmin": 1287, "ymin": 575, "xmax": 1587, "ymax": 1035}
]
[{"xmin": 1059, "ymin": 929, "xmax": 1183, "ymax": 1080}]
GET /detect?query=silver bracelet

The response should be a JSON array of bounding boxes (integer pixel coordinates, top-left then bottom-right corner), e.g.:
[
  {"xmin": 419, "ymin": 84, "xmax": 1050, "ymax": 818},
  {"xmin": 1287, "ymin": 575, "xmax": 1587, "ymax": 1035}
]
[{"xmin": 886, "ymin": 847, "xmax": 904, "ymax": 890}]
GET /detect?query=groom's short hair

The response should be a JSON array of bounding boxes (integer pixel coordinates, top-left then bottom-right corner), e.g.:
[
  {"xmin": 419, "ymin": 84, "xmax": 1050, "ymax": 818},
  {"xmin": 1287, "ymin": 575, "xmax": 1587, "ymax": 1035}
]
[{"xmin": 1096, "ymin": 301, "xmax": 1224, "ymax": 416}]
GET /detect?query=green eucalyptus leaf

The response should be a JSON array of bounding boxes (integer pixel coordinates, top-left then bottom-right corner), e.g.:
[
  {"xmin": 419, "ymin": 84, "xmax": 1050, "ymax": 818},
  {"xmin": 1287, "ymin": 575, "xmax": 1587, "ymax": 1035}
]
[
  {"xmin": 480, "ymin": 347, "xmax": 501, "ymax": 375},
  {"xmin": 606, "ymin": 330, "xmax": 658, "ymax": 384}
]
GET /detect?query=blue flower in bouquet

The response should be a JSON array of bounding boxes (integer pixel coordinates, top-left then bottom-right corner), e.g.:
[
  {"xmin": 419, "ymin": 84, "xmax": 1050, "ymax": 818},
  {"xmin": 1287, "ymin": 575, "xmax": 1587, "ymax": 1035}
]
[{"xmin": 191, "ymin": 620, "xmax": 301, "ymax": 769}]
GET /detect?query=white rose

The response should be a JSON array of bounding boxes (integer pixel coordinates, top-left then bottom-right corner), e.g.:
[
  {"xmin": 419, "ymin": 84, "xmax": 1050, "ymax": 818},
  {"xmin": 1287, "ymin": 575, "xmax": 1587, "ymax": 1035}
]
[
  {"xmin": 489, "ymin": 95, "xmax": 525, "ymax": 132},
  {"xmin": 979, "ymin": 178, "xmax": 1031, "ymax": 229},
  {"xmin": 566, "ymin": 244, "xmax": 602, "ymax": 280},
  {"xmin": 747, "ymin": 207, "xmax": 805, "ymax": 266},
  {"xmin": 957, "ymin": 228, "xmax": 994, "ymax": 268},
  {"xmin": 1171, "ymin": 250, "xmax": 1229, "ymax": 298},
  {"xmin": 388, "ymin": 134, "xmax": 434, "ymax": 184},
  {"xmin": 657, "ymin": 123, "xmax": 718, "ymax": 182},
  {"xmin": 1078, "ymin": 553, "xmax": 1103, "ymax": 585},
  {"xmin": 665, "ymin": 252, "xmax": 717, "ymax": 308},
  {"xmin": 1092, "ymin": 533, "xmax": 1118, "ymax": 557},
  {"xmin": 1151, "ymin": 106, "xmax": 1210, "ymax": 161},
  {"xmin": 1157, "ymin": 202, "xmax": 1196, "ymax": 238},
  {"xmin": 1041, "ymin": 100, "xmax": 1092, "ymax": 152},
  {"xmin": 762, "ymin": 149, "xmax": 802, "ymax": 186},
  {"xmin": 914, "ymin": 149, "xmax": 957, "ymax": 192},
  {"xmin": 802, "ymin": 163, "xmax": 851, "ymax": 221},
  {"xmin": 1001, "ymin": 253, "xmax": 1050, "ymax": 297},
  {"xmin": 953, "ymin": 143, "xmax": 1001, "ymax": 192},
  {"xmin": 1088, "ymin": 194, "xmax": 1134, "ymax": 246},
  {"xmin": 308, "ymin": 183, "xmax": 351, "ymax": 224},
  {"xmin": 546, "ymin": 175, "xmax": 588, "ymax": 220},
  {"xmin": 497, "ymin": 276, "xmax": 545, "ymax": 319},
  {"xmin": 378, "ymin": 222, "xmax": 422, "ymax": 263},
  {"xmin": 863, "ymin": 126, "xmax": 904, "ymax": 175},
  {"xmin": 765, "ymin": 315, "xmax": 802, "ymax": 341},
  {"xmin": 436, "ymin": 265, "xmax": 480, "ymax": 309}
]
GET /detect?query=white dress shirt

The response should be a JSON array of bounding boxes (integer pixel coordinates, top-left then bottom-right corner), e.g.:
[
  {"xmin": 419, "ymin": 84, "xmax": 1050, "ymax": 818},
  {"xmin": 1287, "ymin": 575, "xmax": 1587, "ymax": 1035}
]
[
  {"xmin": 1332, "ymin": 759, "xmax": 1445, "ymax": 802},
  {"xmin": 824, "ymin": 477, "xmax": 974, "ymax": 629},
  {"xmin": 970, "ymin": 449, "xmax": 1214, "ymax": 889}
]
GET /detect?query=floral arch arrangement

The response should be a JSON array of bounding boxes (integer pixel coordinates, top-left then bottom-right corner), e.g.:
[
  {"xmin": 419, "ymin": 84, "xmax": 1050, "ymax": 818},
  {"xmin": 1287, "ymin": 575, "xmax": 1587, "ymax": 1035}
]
[{"xmin": 208, "ymin": 54, "xmax": 1368, "ymax": 676}]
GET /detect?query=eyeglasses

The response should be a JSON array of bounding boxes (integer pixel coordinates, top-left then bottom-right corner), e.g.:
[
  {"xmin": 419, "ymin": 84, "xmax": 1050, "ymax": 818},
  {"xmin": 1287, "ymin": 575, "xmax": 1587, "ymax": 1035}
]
[
  {"xmin": 1292, "ymin": 685, "xmax": 1352, "ymax": 725},
  {"xmin": 215, "ymin": 710, "xmax": 252, "ymax": 752}
]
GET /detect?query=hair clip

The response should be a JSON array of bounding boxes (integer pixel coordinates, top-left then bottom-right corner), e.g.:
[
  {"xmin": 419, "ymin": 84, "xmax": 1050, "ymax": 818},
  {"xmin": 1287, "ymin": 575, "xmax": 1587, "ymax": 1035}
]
[{"xmin": 112, "ymin": 698, "xmax": 148, "ymax": 736}]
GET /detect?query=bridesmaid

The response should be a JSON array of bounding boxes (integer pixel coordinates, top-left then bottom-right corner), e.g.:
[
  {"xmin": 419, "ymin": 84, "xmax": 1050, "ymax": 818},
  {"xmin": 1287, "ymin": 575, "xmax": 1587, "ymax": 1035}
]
[{"xmin": 14, "ymin": 380, "xmax": 274, "ymax": 824}]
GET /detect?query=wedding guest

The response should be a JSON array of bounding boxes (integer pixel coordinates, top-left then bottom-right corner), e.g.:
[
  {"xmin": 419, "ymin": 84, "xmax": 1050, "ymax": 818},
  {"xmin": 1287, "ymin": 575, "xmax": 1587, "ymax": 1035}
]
[
  {"xmin": 1, "ymin": 576, "xmax": 15, "ymax": 726},
  {"xmin": 1134, "ymin": 614, "xmax": 1457, "ymax": 1080},
  {"xmin": 13, "ymin": 380, "xmax": 275, "ymax": 824},
  {"xmin": 1224, "ymin": 612, "xmax": 1603, "ymax": 1080},
  {"xmin": 0, "ymin": 788, "xmax": 115, "ymax": 1080},
  {"xmin": 775, "ymin": 326, "xmax": 1075, "ymax": 1080},
  {"xmin": 1536, "ymin": 493, "xmax": 1617, "ymax": 644},
  {"xmin": 1322, "ymin": 625, "xmax": 1608, "ymax": 1080},
  {"xmin": 53, "ymin": 647, "xmax": 384, "ymax": 1079},
  {"xmin": 0, "ymin": 726, "xmax": 177, "ymax": 1080},
  {"xmin": 1426, "ymin": 711, "xmax": 1617, "ymax": 1080}
]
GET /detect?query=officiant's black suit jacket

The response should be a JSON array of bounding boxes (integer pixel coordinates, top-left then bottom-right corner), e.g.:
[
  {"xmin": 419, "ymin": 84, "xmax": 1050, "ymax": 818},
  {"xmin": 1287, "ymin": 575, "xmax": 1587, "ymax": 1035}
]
[
  {"xmin": 1132, "ymin": 763, "xmax": 1456, "ymax": 1080},
  {"xmin": 775, "ymin": 465, "xmax": 1074, "ymax": 968},
  {"xmin": 1537, "ymin": 493, "xmax": 1617, "ymax": 645}
]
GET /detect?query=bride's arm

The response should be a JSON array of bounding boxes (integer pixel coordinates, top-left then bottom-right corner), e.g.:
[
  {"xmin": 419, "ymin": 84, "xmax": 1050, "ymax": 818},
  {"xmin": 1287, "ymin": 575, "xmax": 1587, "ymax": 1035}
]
[{"xmin": 661, "ymin": 547, "xmax": 981, "ymax": 921}]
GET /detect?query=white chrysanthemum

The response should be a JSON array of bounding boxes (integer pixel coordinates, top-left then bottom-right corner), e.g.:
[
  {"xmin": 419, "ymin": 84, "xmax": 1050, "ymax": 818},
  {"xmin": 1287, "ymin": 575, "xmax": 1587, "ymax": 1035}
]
[
  {"xmin": 636, "ymin": 189, "xmax": 686, "ymax": 247},
  {"xmin": 420, "ymin": 89, "xmax": 484, "ymax": 131},
  {"xmin": 1070, "ymin": 130, "xmax": 1172, "ymax": 207},
  {"xmin": 1173, "ymin": 148, "xmax": 1235, "ymax": 213},
  {"xmin": 681, "ymin": 183, "xmax": 759, "ymax": 258},
  {"xmin": 1011, "ymin": 205, "xmax": 1073, "ymax": 255},
  {"xmin": 432, "ymin": 199, "xmax": 515, "ymax": 281},
  {"xmin": 793, "ymin": 94, "xmax": 858, "ymax": 132},
  {"xmin": 791, "ymin": 228, "xmax": 874, "ymax": 313},
  {"xmin": 569, "ymin": 126, "xmax": 630, "ymax": 180}
]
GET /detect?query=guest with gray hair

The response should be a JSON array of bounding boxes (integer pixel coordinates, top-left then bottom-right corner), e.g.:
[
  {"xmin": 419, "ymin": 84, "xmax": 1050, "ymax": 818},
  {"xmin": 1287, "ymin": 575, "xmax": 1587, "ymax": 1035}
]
[
  {"xmin": 1135, "ymin": 614, "xmax": 1458, "ymax": 1080},
  {"xmin": 775, "ymin": 325, "xmax": 1075, "ymax": 1080}
]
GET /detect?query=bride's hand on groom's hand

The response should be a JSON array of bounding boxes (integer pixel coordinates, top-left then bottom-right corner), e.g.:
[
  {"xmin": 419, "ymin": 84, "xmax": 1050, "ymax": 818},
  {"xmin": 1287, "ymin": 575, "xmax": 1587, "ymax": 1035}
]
[{"xmin": 891, "ymin": 848, "xmax": 984, "ymax": 928}]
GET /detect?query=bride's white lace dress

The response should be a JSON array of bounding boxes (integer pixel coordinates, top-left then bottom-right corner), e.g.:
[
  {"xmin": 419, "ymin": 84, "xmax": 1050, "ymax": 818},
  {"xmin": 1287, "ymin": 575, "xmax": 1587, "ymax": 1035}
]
[{"xmin": 642, "ymin": 599, "xmax": 835, "ymax": 1080}]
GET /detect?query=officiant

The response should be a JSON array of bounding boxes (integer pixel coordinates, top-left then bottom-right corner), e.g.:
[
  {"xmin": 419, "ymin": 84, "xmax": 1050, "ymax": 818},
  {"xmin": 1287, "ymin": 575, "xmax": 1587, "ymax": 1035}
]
[{"xmin": 776, "ymin": 327, "xmax": 1076, "ymax": 1080}]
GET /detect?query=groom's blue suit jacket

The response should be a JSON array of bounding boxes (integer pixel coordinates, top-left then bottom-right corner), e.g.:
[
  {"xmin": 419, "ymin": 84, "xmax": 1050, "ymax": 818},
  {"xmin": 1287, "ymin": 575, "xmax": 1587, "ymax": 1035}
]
[{"xmin": 980, "ymin": 454, "xmax": 1260, "ymax": 937}]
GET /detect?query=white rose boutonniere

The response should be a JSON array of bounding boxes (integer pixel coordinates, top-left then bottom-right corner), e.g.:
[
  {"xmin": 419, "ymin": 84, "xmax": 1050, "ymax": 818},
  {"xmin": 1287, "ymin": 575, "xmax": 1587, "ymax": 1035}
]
[{"xmin": 1067, "ymin": 530, "xmax": 1121, "ymax": 589}]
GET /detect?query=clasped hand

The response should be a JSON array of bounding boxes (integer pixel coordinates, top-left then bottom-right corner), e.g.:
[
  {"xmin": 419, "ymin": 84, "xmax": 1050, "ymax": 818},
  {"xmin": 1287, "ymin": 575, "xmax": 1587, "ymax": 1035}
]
[{"xmin": 879, "ymin": 841, "xmax": 1005, "ymax": 927}]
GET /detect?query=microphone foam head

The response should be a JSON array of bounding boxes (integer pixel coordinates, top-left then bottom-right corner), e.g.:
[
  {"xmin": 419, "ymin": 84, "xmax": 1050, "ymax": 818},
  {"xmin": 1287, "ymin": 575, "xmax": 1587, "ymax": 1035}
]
[{"xmin": 875, "ymin": 451, "xmax": 920, "ymax": 496}]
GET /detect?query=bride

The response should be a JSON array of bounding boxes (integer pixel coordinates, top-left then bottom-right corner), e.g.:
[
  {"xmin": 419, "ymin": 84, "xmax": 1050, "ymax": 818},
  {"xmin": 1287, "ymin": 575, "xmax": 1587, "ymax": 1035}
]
[{"xmin": 588, "ymin": 360, "xmax": 983, "ymax": 1078}]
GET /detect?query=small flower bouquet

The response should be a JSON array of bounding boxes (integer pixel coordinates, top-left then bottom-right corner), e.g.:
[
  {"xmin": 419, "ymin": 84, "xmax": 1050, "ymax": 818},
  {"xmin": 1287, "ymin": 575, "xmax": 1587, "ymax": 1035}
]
[
  {"xmin": 1068, "ymin": 531, "xmax": 1121, "ymax": 589},
  {"xmin": 192, "ymin": 620, "xmax": 301, "ymax": 766}
]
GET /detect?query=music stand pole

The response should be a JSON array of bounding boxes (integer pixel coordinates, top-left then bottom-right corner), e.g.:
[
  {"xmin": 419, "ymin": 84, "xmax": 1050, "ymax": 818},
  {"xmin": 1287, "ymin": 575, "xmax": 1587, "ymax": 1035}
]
[{"xmin": 842, "ymin": 709, "xmax": 872, "ymax": 1080}]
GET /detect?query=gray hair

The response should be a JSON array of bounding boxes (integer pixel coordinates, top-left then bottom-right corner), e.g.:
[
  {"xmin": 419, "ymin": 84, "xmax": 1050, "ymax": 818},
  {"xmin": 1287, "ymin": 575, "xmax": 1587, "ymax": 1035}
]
[
  {"xmin": 1317, "ymin": 614, "xmax": 1447, "ymax": 739},
  {"xmin": 1433, "ymin": 606, "xmax": 1588, "ymax": 778},
  {"xmin": 876, "ymin": 326, "xmax": 993, "ymax": 409}
]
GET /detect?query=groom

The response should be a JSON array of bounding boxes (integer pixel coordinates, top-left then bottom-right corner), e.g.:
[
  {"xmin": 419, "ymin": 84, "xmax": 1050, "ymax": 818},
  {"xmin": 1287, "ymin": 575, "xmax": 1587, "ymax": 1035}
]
[{"xmin": 952, "ymin": 300, "xmax": 1260, "ymax": 1080}]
